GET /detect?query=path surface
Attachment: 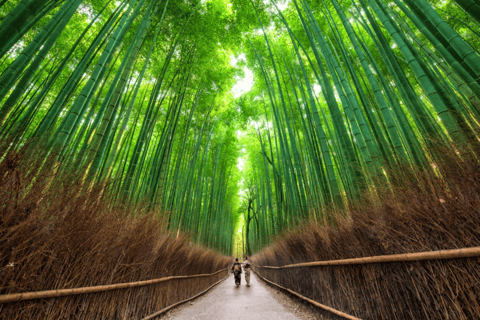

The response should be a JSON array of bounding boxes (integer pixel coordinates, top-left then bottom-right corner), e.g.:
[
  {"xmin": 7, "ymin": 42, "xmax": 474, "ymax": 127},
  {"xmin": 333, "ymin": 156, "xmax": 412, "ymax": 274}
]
[{"xmin": 162, "ymin": 272, "xmax": 318, "ymax": 320}]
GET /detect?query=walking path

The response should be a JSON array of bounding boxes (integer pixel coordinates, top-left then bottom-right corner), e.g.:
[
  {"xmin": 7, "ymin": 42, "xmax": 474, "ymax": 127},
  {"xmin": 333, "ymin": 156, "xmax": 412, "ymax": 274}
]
[{"xmin": 162, "ymin": 272, "xmax": 317, "ymax": 320}]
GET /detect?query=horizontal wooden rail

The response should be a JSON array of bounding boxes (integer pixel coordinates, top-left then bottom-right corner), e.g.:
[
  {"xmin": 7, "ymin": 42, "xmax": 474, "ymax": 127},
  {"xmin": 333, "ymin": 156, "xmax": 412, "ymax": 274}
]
[
  {"xmin": 253, "ymin": 269, "xmax": 361, "ymax": 320},
  {"xmin": 0, "ymin": 268, "xmax": 227, "ymax": 304},
  {"xmin": 141, "ymin": 272, "xmax": 229, "ymax": 320},
  {"xmin": 254, "ymin": 247, "xmax": 480, "ymax": 269}
]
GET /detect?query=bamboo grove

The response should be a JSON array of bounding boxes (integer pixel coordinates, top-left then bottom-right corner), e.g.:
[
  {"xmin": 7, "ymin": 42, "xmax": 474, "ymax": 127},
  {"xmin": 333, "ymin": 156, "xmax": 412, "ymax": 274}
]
[
  {"xmin": 0, "ymin": 0, "xmax": 255, "ymax": 254},
  {"xmin": 1, "ymin": 0, "xmax": 480, "ymax": 256},
  {"xmin": 235, "ymin": 0, "xmax": 480, "ymax": 254}
]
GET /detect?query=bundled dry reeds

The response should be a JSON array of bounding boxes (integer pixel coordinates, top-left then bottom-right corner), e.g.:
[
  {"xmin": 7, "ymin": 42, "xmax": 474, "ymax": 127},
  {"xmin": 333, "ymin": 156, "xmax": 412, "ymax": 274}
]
[
  {"xmin": 0, "ymin": 148, "xmax": 230, "ymax": 319},
  {"xmin": 253, "ymin": 149, "xmax": 480, "ymax": 319}
]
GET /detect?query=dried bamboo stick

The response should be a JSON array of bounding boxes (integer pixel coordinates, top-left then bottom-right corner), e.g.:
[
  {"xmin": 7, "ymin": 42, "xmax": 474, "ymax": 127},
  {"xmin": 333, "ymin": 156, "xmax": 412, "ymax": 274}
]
[
  {"xmin": 253, "ymin": 269, "xmax": 362, "ymax": 320},
  {"xmin": 141, "ymin": 272, "xmax": 229, "ymax": 320},
  {"xmin": 254, "ymin": 247, "xmax": 480, "ymax": 269},
  {"xmin": 0, "ymin": 268, "xmax": 227, "ymax": 304}
]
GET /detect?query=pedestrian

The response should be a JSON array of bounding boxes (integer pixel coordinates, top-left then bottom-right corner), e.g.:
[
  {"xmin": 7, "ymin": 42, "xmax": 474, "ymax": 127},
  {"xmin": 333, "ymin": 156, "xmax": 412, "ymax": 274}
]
[
  {"xmin": 243, "ymin": 256, "xmax": 251, "ymax": 287},
  {"xmin": 231, "ymin": 258, "xmax": 242, "ymax": 288}
]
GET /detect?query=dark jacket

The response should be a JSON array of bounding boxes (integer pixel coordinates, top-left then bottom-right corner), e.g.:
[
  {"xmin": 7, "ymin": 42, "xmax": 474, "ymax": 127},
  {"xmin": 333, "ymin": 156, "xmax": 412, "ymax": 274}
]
[{"xmin": 231, "ymin": 262, "xmax": 242, "ymax": 274}]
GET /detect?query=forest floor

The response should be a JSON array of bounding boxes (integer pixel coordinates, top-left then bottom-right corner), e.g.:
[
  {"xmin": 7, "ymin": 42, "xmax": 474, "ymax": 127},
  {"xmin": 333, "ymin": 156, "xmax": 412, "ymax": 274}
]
[{"xmin": 161, "ymin": 272, "xmax": 321, "ymax": 320}]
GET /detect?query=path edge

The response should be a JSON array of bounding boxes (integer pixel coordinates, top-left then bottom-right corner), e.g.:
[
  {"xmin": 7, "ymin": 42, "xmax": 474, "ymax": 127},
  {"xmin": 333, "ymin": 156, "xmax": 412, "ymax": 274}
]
[{"xmin": 141, "ymin": 272, "xmax": 230, "ymax": 320}]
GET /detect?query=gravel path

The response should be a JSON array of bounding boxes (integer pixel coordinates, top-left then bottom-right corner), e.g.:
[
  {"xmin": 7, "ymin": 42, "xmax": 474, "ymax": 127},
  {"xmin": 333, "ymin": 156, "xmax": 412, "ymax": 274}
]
[{"xmin": 161, "ymin": 272, "xmax": 319, "ymax": 320}]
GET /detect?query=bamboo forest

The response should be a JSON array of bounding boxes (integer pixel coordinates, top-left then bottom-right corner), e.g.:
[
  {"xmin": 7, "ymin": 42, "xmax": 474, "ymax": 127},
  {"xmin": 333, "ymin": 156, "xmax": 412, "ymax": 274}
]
[{"xmin": 1, "ymin": 0, "xmax": 480, "ymax": 319}]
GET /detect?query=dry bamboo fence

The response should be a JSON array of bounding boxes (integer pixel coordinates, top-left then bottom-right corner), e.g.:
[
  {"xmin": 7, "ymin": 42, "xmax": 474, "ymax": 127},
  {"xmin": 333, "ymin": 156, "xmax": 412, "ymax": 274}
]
[
  {"xmin": 253, "ymin": 269, "xmax": 361, "ymax": 320},
  {"xmin": 0, "ymin": 147, "xmax": 234, "ymax": 319},
  {"xmin": 0, "ymin": 268, "xmax": 228, "ymax": 304},
  {"xmin": 252, "ymin": 247, "xmax": 480, "ymax": 320}
]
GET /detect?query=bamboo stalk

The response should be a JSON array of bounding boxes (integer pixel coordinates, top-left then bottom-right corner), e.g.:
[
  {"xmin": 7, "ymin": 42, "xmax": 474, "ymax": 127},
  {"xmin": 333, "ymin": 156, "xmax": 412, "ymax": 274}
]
[
  {"xmin": 141, "ymin": 272, "xmax": 229, "ymax": 320},
  {"xmin": 0, "ymin": 268, "xmax": 227, "ymax": 304},
  {"xmin": 253, "ymin": 269, "xmax": 362, "ymax": 320},
  {"xmin": 254, "ymin": 247, "xmax": 480, "ymax": 269}
]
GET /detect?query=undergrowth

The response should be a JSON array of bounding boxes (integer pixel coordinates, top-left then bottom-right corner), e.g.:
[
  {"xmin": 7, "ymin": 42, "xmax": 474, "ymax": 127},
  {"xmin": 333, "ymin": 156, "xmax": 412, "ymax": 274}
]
[
  {"xmin": 253, "ymin": 147, "xmax": 480, "ymax": 319},
  {"xmin": 0, "ymin": 147, "xmax": 230, "ymax": 319}
]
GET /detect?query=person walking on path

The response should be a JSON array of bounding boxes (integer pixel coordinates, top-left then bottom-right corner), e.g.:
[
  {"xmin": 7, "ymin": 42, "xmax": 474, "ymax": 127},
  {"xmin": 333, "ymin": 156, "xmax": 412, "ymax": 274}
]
[
  {"xmin": 231, "ymin": 258, "xmax": 242, "ymax": 288},
  {"xmin": 243, "ymin": 256, "xmax": 251, "ymax": 287}
]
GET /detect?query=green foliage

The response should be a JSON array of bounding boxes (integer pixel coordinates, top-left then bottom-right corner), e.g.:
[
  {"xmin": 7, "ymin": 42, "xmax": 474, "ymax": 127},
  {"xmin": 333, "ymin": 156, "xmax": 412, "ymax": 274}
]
[{"xmin": 1, "ymin": 0, "xmax": 479, "ymax": 255}]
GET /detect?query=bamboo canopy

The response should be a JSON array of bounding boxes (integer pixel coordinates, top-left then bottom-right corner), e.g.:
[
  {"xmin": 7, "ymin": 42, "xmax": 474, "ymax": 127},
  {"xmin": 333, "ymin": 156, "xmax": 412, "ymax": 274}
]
[{"xmin": 0, "ymin": 0, "xmax": 479, "ymax": 253}]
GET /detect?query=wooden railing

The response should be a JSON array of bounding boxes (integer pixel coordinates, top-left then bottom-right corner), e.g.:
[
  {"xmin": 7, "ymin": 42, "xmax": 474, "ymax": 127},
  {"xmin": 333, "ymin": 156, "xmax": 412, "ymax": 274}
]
[
  {"xmin": 0, "ymin": 268, "xmax": 228, "ymax": 304},
  {"xmin": 253, "ymin": 247, "xmax": 480, "ymax": 269}
]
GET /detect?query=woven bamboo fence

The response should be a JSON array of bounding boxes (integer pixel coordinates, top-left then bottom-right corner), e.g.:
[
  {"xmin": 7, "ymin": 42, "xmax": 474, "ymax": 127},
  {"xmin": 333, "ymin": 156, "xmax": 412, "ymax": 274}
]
[{"xmin": 253, "ymin": 247, "xmax": 480, "ymax": 320}]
